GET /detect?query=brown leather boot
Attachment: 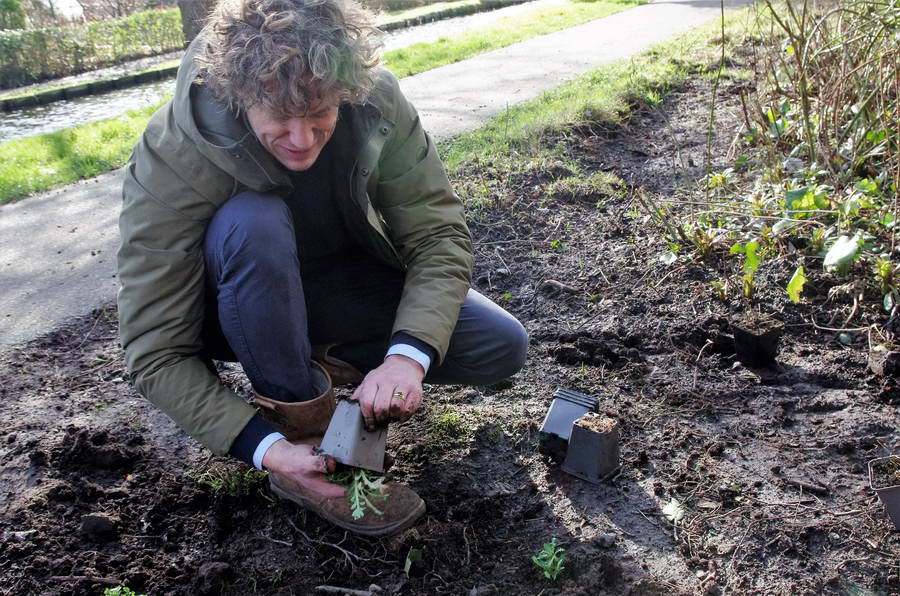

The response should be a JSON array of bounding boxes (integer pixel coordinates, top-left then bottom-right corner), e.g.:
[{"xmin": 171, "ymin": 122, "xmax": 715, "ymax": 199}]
[
  {"xmin": 269, "ymin": 471, "xmax": 425, "ymax": 536},
  {"xmin": 312, "ymin": 344, "xmax": 365, "ymax": 385},
  {"xmin": 252, "ymin": 362, "xmax": 336, "ymax": 443}
]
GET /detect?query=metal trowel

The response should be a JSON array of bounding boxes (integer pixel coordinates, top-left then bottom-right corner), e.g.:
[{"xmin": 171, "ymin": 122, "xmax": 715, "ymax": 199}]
[{"xmin": 319, "ymin": 399, "xmax": 387, "ymax": 473}]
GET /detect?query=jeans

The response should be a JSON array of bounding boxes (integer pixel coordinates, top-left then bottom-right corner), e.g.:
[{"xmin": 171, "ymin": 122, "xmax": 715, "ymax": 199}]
[{"xmin": 202, "ymin": 191, "xmax": 528, "ymax": 402}]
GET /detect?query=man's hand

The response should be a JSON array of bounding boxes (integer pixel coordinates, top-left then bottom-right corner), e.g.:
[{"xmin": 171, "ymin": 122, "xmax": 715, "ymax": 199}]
[
  {"xmin": 352, "ymin": 354, "xmax": 425, "ymax": 430},
  {"xmin": 262, "ymin": 440, "xmax": 345, "ymax": 498}
]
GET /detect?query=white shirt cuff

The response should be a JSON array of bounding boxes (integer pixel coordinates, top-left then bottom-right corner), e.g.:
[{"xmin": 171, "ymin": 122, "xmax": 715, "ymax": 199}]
[
  {"xmin": 386, "ymin": 343, "xmax": 431, "ymax": 373},
  {"xmin": 254, "ymin": 432, "xmax": 286, "ymax": 470}
]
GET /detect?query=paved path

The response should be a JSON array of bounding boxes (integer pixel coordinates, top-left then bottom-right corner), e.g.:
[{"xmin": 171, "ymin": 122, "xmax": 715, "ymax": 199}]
[{"xmin": 0, "ymin": 0, "xmax": 751, "ymax": 348}]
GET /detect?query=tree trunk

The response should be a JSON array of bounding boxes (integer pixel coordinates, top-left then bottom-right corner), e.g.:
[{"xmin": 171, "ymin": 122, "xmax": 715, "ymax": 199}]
[{"xmin": 177, "ymin": 0, "xmax": 215, "ymax": 44}]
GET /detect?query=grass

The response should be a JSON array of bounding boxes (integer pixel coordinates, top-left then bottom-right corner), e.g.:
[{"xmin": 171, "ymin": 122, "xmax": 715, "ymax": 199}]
[
  {"xmin": 0, "ymin": 103, "xmax": 162, "ymax": 202},
  {"xmin": 188, "ymin": 462, "xmax": 268, "ymax": 497},
  {"xmin": 0, "ymin": 0, "xmax": 640, "ymax": 204},
  {"xmin": 384, "ymin": 0, "xmax": 643, "ymax": 77},
  {"xmin": 442, "ymin": 13, "xmax": 745, "ymax": 170},
  {"xmin": 442, "ymin": 6, "xmax": 758, "ymax": 222},
  {"xmin": 378, "ymin": 0, "xmax": 484, "ymax": 24}
]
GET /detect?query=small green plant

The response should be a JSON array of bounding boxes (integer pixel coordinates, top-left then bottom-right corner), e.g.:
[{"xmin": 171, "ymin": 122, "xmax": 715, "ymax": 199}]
[
  {"xmin": 188, "ymin": 465, "xmax": 267, "ymax": 497},
  {"xmin": 329, "ymin": 468, "xmax": 389, "ymax": 520},
  {"xmin": 549, "ymin": 239, "xmax": 566, "ymax": 252},
  {"xmin": 786, "ymin": 266, "xmax": 807, "ymax": 303},
  {"xmin": 432, "ymin": 409, "xmax": 465, "ymax": 439},
  {"xmin": 102, "ymin": 587, "xmax": 146, "ymax": 596},
  {"xmin": 532, "ymin": 537, "xmax": 566, "ymax": 580},
  {"xmin": 730, "ymin": 239, "xmax": 762, "ymax": 303},
  {"xmin": 710, "ymin": 279, "xmax": 730, "ymax": 302}
]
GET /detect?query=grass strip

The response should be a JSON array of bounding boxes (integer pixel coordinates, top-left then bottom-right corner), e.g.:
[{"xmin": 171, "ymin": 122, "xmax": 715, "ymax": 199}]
[
  {"xmin": 0, "ymin": 103, "xmax": 162, "ymax": 202},
  {"xmin": 0, "ymin": 0, "xmax": 641, "ymax": 204},
  {"xmin": 379, "ymin": 0, "xmax": 484, "ymax": 24},
  {"xmin": 384, "ymin": 0, "xmax": 642, "ymax": 77},
  {"xmin": 442, "ymin": 5, "xmax": 757, "ymax": 171}
]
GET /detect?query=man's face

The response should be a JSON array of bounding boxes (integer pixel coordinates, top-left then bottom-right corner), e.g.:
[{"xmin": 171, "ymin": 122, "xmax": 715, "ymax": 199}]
[{"xmin": 246, "ymin": 95, "xmax": 340, "ymax": 172}]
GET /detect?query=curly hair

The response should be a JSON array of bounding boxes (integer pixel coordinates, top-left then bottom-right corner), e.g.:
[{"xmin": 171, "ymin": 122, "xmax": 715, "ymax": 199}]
[{"xmin": 197, "ymin": 0, "xmax": 383, "ymax": 116}]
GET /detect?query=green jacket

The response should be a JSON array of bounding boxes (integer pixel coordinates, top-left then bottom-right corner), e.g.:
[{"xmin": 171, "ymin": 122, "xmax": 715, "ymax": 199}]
[{"xmin": 117, "ymin": 39, "xmax": 473, "ymax": 455}]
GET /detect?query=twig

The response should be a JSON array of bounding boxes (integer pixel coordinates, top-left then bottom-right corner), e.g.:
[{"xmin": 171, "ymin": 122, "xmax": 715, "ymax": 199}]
[
  {"xmin": 808, "ymin": 316, "xmax": 870, "ymax": 333},
  {"xmin": 540, "ymin": 279, "xmax": 580, "ymax": 293},
  {"xmin": 73, "ymin": 311, "xmax": 104, "ymax": 351},
  {"xmin": 287, "ymin": 520, "xmax": 393, "ymax": 567},
  {"xmin": 50, "ymin": 576, "xmax": 122, "ymax": 586},
  {"xmin": 781, "ymin": 477, "xmax": 830, "ymax": 495},
  {"xmin": 831, "ymin": 509, "xmax": 863, "ymax": 517},
  {"xmin": 315, "ymin": 585, "xmax": 381, "ymax": 595},
  {"xmin": 255, "ymin": 534, "xmax": 293, "ymax": 546}
]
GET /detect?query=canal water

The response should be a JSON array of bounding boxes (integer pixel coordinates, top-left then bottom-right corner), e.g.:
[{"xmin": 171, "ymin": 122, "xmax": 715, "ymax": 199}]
[{"xmin": 0, "ymin": 0, "xmax": 560, "ymax": 143}]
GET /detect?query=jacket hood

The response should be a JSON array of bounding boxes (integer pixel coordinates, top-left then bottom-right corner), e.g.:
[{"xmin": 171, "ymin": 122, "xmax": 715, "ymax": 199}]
[{"xmin": 171, "ymin": 35, "xmax": 291, "ymax": 191}]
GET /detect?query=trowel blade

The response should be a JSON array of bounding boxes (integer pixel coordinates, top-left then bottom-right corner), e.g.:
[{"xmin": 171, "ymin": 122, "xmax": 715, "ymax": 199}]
[{"xmin": 319, "ymin": 399, "xmax": 387, "ymax": 473}]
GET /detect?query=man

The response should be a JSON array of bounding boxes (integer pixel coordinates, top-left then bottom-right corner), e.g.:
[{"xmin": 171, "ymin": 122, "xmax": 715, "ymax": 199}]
[{"xmin": 117, "ymin": 0, "xmax": 527, "ymax": 537}]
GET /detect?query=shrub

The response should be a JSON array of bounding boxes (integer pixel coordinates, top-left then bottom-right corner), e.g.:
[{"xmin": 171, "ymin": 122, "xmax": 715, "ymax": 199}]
[
  {"xmin": 0, "ymin": 7, "xmax": 183, "ymax": 88},
  {"xmin": 0, "ymin": 0, "xmax": 27, "ymax": 31}
]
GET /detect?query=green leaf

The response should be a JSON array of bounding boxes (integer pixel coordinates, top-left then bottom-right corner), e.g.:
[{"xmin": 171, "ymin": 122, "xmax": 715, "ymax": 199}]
[
  {"xmin": 823, "ymin": 234, "xmax": 861, "ymax": 270},
  {"xmin": 330, "ymin": 468, "xmax": 389, "ymax": 520},
  {"xmin": 855, "ymin": 178, "xmax": 878, "ymax": 195},
  {"xmin": 662, "ymin": 497, "xmax": 685, "ymax": 522},
  {"xmin": 744, "ymin": 241, "xmax": 760, "ymax": 273},
  {"xmin": 785, "ymin": 187, "xmax": 810, "ymax": 211},
  {"xmin": 532, "ymin": 537, "xmax": 566, "ymax": 580},
  {"xmin": 787, "ymin": 266, "xmax": 807, "ymax": 303},
  {"xmin": 404, "ymin": 547, "xmax": 423, "ymax": 575},
  {"xmin": 729, "ymin": 242, "xmax": 745, "ymax": 255},
  {"xmin": 660, "ymin": 250, "xmax": 677, "ymax": 265},
  {"xmin": 771, "ymin": 218, "xmax": 797, "ymax": 236}
]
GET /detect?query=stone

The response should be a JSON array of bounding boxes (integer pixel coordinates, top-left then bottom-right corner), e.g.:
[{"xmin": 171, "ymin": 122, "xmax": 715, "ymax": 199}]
[
  {"xmin": 80, "ymin": 513, "xmax": 119, "ymax": 539},
  {"xmin": 869, "ymin": 345, "xmax": 900, "ymax": 376}
]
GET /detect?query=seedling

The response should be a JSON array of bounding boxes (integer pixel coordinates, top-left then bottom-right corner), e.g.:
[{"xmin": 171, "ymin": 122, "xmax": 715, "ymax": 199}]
[
  {"xmin": 103, "ymin": 587, "xmax": 145, "ymax": 596},
  {"xmin": 404, "ymin": 547, "xmax": 423, "ymax": 576},
  {"xmin": 532, "ymin": 537, "xmax": 566, "ymax": 580},
  {"xmin": 330, "ymin": 467, "xmax": 389, "ymax": 520}
]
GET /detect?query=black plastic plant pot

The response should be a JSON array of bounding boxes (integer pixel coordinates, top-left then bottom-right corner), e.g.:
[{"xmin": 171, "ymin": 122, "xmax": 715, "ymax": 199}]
[
  {"xmin": 732, "ymin": 313, "xmax": 784, "ymax": 367},
  {"xmin": 562, "ymin": 413, "xmax": 620, "ymax": 484},
  {"xmin": 538, "ymin": 389, "xmax": 599, "ymax": 460},
  {"xmin": 869, "ymin": 456, "xmax": 900, "ymax": 531},
  {"xmin": 319, "ymin": 399, "xmax": 387, "ymax": 473}
]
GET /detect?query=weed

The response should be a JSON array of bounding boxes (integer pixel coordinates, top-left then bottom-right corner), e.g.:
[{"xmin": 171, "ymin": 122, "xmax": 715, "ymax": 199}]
[
  {"xmin": 532, "ymin": 537, "xmax": 566, "ymax": 580},
  {"xmin": 329, "ymin": 468, "xmax": 389, "ymax": 520},
  {"xmin": 549, "ymin": 239, "xmax": 567, "ymax": 252},
  {"xmin": 102, "ymin": 587, "xmax": 146, "ymax": 596},
  {"xmin": 188, "ymin": 464, "xmax": 267, "ymax": 497}
]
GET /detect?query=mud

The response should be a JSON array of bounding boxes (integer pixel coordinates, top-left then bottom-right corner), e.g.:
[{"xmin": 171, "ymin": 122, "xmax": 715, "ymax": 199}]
[{"xmin": 1, "ymin": 54, "xmax": 898, "ymax": 595}]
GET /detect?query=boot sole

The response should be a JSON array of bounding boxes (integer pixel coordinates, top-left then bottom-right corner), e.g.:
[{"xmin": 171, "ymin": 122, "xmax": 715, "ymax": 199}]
[{"xmin": 269, "ymin": 477, "xmax": 425, "ymax": 537}]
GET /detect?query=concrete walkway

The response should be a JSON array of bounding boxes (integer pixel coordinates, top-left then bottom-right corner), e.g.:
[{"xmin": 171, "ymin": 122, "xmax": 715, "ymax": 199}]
[{"xmin": 0, "ymin": 0, "xmax": 751, "ymax": 349}]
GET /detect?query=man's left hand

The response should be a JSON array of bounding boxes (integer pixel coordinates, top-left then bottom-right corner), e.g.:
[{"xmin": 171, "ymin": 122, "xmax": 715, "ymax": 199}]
[{"xmin": 352, "ymin": 355, "xmax": 425, "ymax": 430}]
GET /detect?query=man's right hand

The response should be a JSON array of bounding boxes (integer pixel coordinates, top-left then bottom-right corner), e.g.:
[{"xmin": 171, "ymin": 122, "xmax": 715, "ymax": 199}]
[{"xmin": 261, "ymin": 439, "xmax": 345, "ymax": 499}]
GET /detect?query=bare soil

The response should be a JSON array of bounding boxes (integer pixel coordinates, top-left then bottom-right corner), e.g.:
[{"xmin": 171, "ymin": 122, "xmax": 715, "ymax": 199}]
[{"xmin": 1, "ymin": 68, "xmax": 899, "ymax": 595}]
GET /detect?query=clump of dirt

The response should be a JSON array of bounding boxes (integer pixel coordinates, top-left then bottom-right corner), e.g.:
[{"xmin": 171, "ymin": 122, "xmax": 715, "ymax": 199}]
[
  {"xmin": 1, "ymin": 48, "xmax": 898, "ymax": 596},
  {"xmin": 574, "ymin": 413, "xmax": 617, "ymax": 434}
]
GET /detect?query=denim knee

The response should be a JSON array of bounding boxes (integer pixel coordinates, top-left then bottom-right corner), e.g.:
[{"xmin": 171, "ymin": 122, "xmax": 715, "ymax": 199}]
[
  {"xmin": 484, "ymin": 316, "xmax": 529, "ymax": 383},
  {"xmin": 204, "ymin": 191, "xmax": 296, "ymax": 279}
]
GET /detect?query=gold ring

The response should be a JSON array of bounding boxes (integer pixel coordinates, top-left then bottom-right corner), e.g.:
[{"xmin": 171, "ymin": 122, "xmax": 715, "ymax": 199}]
[{"xmin": 392, "ymin": 391, "xmax": 406, "ymax": 401}]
